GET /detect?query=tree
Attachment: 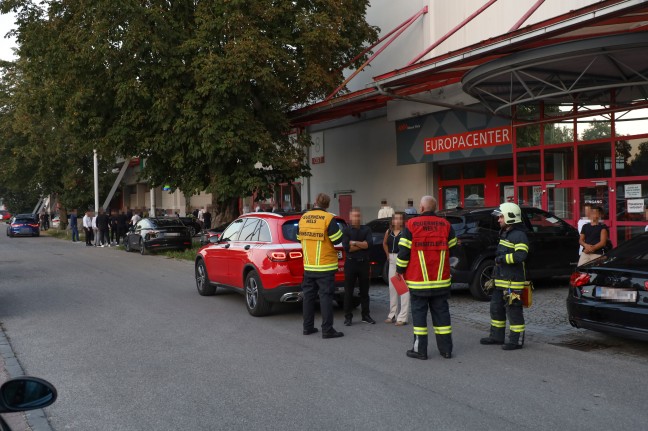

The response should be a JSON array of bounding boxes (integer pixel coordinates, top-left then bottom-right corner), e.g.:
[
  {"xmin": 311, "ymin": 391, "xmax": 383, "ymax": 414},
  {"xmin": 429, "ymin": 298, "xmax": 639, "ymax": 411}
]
[{"xmin": 1, "ymin": 0, "xmax": 378, "ymax": 223}]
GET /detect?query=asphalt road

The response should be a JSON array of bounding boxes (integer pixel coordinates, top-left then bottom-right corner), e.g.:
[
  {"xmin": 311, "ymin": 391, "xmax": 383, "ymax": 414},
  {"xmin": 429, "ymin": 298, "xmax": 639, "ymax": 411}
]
[{"xmin": 1, "ymin": 232, "xmax": 647, "ymax": 431}]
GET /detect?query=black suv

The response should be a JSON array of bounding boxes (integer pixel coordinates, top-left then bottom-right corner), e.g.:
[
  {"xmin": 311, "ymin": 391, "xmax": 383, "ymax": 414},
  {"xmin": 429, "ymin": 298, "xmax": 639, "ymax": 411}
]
[
  {"xmin": 367, "ymin": 207, "xmax": 579, "ymax": 300},
  {"xmin": 440, "ymin": 207, "xmax": 579, "ymax": 300}
]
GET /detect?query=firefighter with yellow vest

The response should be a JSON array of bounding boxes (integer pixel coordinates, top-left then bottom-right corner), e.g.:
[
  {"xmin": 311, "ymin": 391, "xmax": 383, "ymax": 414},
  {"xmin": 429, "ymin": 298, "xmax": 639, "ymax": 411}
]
[
  {"xmin": 480, "ymin": 202, "xmax": 529, "ymax": 350},
  {"xmin": 396, "ymin": 196, "xmax": 457, "ymax": 360},
  {"xmin": 298, "ymin": 193, "xmax": 345, "ymax": 339}
]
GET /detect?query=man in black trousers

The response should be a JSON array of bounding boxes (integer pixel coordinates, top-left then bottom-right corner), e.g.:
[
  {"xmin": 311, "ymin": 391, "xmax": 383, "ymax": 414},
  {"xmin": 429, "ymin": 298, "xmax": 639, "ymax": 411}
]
[{"xmin": 342, "ymin": 208, "xmax": 375, "ymax": 326}]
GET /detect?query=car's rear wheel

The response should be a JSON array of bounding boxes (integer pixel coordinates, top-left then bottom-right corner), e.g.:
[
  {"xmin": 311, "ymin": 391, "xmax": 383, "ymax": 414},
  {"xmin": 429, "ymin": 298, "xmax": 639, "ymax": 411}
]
[
  {"xmin": 470, "ymin": 259, "xmax": 495, "ymax": 301},
  {"xmin": 139, "ymin": 239, "xmax": 149, "ymax": 255},
  {"xmin": 124, "ymin": 239, "xmax": 132, "ymax": 252},
  {"xmin": 245, "ymin": 270, "xmax": 272, "ymax": 317},
  {"xmin": 195, "ymin": 259, "xmax": 216, "ymax": 296}
]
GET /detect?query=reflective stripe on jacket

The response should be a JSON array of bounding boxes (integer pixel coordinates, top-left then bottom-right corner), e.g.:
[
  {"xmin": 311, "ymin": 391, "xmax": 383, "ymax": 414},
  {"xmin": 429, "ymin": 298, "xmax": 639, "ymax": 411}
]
[
  {"xmin": 298, "ymin": 209, "xmax": 343, "ymax": 273},
  {"xmin": 493, "ymin": 223, "xmax": 529, "ymax": 290},
  {"xmin": 396, "ymin": 211, "xmax": 457, "ymax": 292}
]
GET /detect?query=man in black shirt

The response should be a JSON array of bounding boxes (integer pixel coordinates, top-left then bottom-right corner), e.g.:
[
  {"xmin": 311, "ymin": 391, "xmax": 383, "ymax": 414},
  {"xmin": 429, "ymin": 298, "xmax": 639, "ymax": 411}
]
[
  {"xmin": 342, "ymin": 208, "xmax": 375, "ymax": 326},
  {"xmin": 117, "ymin": 210, "xmax": 128, "ymax": 245},
  {"xmin": 96, "ymin": 209, "xmax": 110, "ymax": 247}
]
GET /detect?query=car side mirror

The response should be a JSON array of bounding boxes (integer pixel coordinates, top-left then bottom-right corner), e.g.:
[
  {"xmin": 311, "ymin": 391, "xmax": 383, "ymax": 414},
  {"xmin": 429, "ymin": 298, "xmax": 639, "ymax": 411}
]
[
  {"xmin": 0, "ymin": 377, "xmax": 57, "ymax": 413},
  {"xmin": 209, "ymin": 234, "xmax": 222, "ymax": 244}
]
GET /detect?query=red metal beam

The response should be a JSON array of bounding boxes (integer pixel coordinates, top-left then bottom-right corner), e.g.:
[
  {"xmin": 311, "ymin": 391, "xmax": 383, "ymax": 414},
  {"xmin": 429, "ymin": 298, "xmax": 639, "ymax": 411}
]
[
  {"xmin": 407, "ymin": 0, "xmax": 499, "ymax": 66},
  {"xmin": 324, "ymin": 6, "xmax": 428, "ymax": 101},
  {"xmin": 509, "ymin": 0, "xmax": 545, "ymax": 32}
]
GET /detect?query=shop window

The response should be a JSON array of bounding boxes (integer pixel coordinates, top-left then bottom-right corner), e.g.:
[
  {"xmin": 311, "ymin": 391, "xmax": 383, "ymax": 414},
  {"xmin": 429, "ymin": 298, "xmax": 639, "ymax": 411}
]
[
  {"xmin": 579, "ymin": 185, "xmax": 609, "ymax": 220},
  {"xmin": 544, "ymin": 148, "xmax": 574, "ymax": 181},
  {"xmin": 463, "ymin": 163, "xmax": 486, "ymax": 179},
  {"xmin": 577, "ymin": 105, "xmax": 612, "ymax": 141},
  {"xmin": 544, "ymin": 122, "xmax": 574, "ymax": 145},
  {"xmin": 615, "ymin": 138, "xmax": 648, "ymax": 177},
  {"xmin": 463, "ymin": 184, "xmax": 484, "ymax": 208},
  {"xmin": 440, "ymin": 165, "xmax": 461, "ymax": 181},
  {"xmin": 500, "ymin": 183, "xmax": 514, "ymax": 204},
  {"xmin": 614, "ymin": 108, "xmax": 648, "ymax": 137},
  {"xmin": 518, "ymin": 185, "xmax": 542, "ymax": 208},
  {"xmin": 616, "ymin": 180, "xmax": 648, "ymax": 222},
  {"xmin": 547, "ymin": 187, "xmax": 574, "ymax": 220},
  {"xmin": 578, "ymin": 142, "xmax": 611, "ymax": 179},
  {"xmin": 516, "ymin": 151, "xmax": 541, "ymax": 182},
  {"xmin": 497, "ymin": 159, "xmax": 513, "ymax": 176}
]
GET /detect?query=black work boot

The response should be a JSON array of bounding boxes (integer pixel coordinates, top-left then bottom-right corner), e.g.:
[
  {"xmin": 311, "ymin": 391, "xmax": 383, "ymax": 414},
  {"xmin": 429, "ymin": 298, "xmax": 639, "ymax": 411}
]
[
  {"xmin": 480, "ymin": 327, "xmax": 504, "ymax": 345},
  {"xmin": 502, "ymin": 331, "xmax": 524, "ymax": 350}
]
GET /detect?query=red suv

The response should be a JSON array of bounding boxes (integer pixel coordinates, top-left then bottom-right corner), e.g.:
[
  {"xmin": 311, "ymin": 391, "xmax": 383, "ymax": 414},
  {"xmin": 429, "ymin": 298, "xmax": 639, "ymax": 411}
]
[{"xmin": 195, "ymin": 212, "xmax": 347, "ymax": 316}]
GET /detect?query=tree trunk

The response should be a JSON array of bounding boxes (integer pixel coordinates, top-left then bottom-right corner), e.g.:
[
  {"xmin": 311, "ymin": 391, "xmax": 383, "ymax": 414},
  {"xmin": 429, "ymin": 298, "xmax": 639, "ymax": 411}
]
[{"xmin": 212, "ymin": 197, "xmax": 240, "ymax": 227}]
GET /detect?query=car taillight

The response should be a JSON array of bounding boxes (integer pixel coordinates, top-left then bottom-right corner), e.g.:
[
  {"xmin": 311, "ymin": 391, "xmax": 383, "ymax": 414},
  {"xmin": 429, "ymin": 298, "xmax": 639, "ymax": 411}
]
[
  {"xmin": 267, "ymin": 250, "xmax": 302, "ymax": 262},
  {"xmin": 570, "ymin": 272, "xmax": 591, "ymax": 287},
  {"xmin": 29, "ymin": 224, "xmax": 39, "ymax": 228},
  {"xmin": 10, "ymin": 224, "xmax": 19, "ymax": 227},
  {"xmin": 644, "ymin": 281, "xmax": 648, "ymax": 291}
]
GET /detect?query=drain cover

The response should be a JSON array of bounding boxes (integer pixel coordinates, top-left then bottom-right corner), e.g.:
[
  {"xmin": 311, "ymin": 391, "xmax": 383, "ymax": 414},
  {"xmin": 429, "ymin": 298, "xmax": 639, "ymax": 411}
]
[{"xmin": 550, "ymin": 339, "xmax": 617, "ymax": 352}]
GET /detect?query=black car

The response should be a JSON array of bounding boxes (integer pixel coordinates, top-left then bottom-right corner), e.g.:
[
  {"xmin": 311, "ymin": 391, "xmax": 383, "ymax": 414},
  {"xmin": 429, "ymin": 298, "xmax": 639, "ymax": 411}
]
[
  {"xmin": 199, "ymin": 223, "xmax": 229, "ymax": 246},
  {"xmin": 124, "ymin": 218, "xmax": 192, "ymax": 255},
  {"xmin": 366, "ymin": 216, "xmax": 416, "ymax": 282},
  {"xmin": 567, "ymin": 233, "xmax": 648, "ymax": 341},
  {"xmin": 441, "ymin": 206, "xmax": 579, "ymax": 300},
  {"xmin": 178, "ymin": 217, "xmax": 202, "ymax": 237}
]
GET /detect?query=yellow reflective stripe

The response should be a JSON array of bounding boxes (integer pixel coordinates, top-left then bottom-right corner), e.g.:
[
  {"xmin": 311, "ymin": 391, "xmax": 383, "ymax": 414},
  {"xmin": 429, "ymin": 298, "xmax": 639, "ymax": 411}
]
[
  {"xmin": 315, "ymin": 241, "xmax": 321, "ymax": 265},
  {"xmin": 405, "ymin": 279, "xmax": 451, "ymax": 289},
  {"xmin": 437, "ymin": 249, "xmax": 446, "ymax": 281},
  {"xmin": 514, "ymin": 243, "xmax": 529, "ymax": 252},
  {"xmin": 413, "ymin": 326, "xmax": 428, "ymax": 336},
  {"xmin": 396, "ymin": 258, "xmax": 409, "ymax": 268},
  {"xmin": 304, "ymin": 263, "xmax": 338, "ymax": 272},
  {"xmin": 399, "ymin": 238, "xmax": 412, "ymax": 249},
  {"xmin": 434, "ymin": 326, "xmax": 452, "ymax": 335},
  {"xmin": 296, "ymin": 234, "xmax": 301, "ymax": 240},
  {"xmin": 506, "ymin": 253, "xmax": 514, "ymax": 264},
  {"xmin": 509, "ymin": 324, "xmax": 525, "ymax": 332},
  {"xmin": 448, "ymin": 237, "xmax": 457, "ymax": 248},
  {"xmin": 329, "ymin": 229, "xmax": 342, "ymax": 242},
  {"xmin": 499, "ymin": 240, "xmax": 515, "ymax": 248},
  {"xmin": 491, "ymin": 320, "xmax": 506, "ymax": 328},
  {"xmin": 418, "ymin": 250, "xmax": 429, "ymax": 281},
  {"xmin": 494, "ymin": 280, "xmax": 525, "ymax": 289},
  {"xmin": 302, "ymin": 241, "xmax": 309, "ymax": 263}
]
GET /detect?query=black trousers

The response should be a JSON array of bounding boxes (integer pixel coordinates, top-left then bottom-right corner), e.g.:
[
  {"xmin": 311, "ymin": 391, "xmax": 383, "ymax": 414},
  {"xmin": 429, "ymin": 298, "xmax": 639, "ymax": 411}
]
[
  {"xmin": 344, "ymin": 259, "xmax": 370, "ymax": 318},
  {"xmin": 84, "ymin": 228, "xmax": 93, "ymax": 245},
  {"xmin": 99, "ymin": 228, "xmax": 110, "ymax": 245},
  {"xmin": 302, "ymin": 272, "xmax": 335, "ymax": 333},
  {"xmin": 488, "ymin": 288, "xmax": 525, "ymax": 344},
  {"xmin": 410, "ymin": 292, "xmax": 453, "ymax": 355}
]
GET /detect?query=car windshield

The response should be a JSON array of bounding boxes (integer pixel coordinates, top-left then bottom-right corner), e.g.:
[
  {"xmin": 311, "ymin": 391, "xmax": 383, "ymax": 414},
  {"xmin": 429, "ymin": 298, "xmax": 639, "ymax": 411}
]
[
  {"xmin": 367, "ymin": 219, "xmax": 390, "ymax": 234},
  {"xmin": 282, "ymin": 219, "xmax": 347, "ymax": 242},
  {"xmin": 153, "ymin": 219, "xmax": 184, "ymax": 227},
  {"xmin": 606, "ymin": 234, "xmax": 648, "ymax": 260},
  {"xmin": 15, "ymin": 218, "xmax": 35, "ymax": 224}
]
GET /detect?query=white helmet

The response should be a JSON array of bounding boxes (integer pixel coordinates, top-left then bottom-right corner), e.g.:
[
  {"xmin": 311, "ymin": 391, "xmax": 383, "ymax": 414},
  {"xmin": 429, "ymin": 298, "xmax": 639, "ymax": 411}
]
[{"xmin": 493, "ymin": 202, "xmax": 522, "ymax": 224}]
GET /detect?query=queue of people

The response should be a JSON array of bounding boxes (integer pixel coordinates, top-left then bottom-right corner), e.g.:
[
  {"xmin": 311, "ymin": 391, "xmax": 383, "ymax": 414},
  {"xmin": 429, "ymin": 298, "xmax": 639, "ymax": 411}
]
[{"xmin": 297, "ymin": 193, "xmax": 531, "ymax": 360}]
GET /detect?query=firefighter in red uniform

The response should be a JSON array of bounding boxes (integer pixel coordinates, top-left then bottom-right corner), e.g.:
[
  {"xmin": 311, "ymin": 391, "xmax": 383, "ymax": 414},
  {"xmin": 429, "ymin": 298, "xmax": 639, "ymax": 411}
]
[{"xmin": 396, "ymin": 196, "xmax": 457, "ymax": 360}]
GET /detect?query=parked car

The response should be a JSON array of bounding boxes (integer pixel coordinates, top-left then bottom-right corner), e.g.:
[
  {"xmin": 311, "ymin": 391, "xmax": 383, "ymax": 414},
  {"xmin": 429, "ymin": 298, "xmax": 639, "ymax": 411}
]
[
  {"xmin": 6, "ymin": 214, "xmax": 40, "ymax": 237},
  {"xmin": 0, "ymin": 210, "xmax": 11, "ymax": 222},
  {"xmin": 51, "ymin": 215, "xmax": 60, "ymax": 229},
  {"xmin": 567, "ymin": 233, "xmax": 648, "ymax": 341},
  {"xmin": 195, "ymin": 212, "xmax": 347, "ymax": 316},
  {"xmin": 178, "ymin": 216, "xmax": 202, "ymax": 237},
  {"xmin": 124, "ymin": 218, "xmax": 192, "ymax": 255},
  {"xmin": 366, "ymin": 216, "xmax": 415, "ymax": 283},
  {"xmin": 199, "ymin": 222, "xmax": 229, "ymax": 246},
  {"xmin": 439, "ymin": 206, "xmax": 580, "ymax": 300}
]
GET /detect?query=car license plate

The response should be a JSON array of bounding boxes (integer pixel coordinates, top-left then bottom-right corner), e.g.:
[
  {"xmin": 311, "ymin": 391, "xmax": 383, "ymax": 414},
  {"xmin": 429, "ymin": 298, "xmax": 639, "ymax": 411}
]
[
  {"xmin": 599, "ymin": 287, "xmax": 637, "ymax": 302},
  {"xmin": 337, "ymin": 251, "xmax": 343, "ymax": 259},
  {"xmin": 20, "ymin": 228, "xmax": 31, "ymax": 234},
  {"xmin": 166, "ymin": 233, "xmax": 180, "ymax": 237}
]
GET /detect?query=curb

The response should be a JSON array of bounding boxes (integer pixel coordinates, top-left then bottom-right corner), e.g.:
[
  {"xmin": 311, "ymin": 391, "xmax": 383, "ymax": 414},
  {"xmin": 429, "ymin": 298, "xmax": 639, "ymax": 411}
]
[{"xmin": 0, "ymin": 328, "xmax": 54, "ymax": 431}]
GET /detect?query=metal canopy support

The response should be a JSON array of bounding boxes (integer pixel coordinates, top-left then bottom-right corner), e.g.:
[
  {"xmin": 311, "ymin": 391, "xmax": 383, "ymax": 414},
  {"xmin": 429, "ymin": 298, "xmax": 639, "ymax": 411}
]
[
  {"xmin": 407, "ymin": 0, "xmax": 498, "ymax": 66},
  {"xmin": 509, "ymin": 0, "xmax": 546, "ymax": 32},
  {"xmin": 32, "ymin": 197, "xmax": 43, "ymax": 215},
  {"xmin": 324, "ymin": 6, "xmax": 428, "ymax": 102},
  {"xmin": 102, "ymin": 158, "xmax": 131, "ymax": 210}
]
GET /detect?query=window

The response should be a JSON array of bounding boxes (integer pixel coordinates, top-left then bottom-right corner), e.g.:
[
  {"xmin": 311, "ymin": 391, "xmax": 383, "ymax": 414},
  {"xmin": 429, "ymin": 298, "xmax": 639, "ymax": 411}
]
[
  {"xmin": 524, "ymin": 208, "xmax": 569, "ymax": 234},
  {"xmin": 440, "ymin": 165, "xmax": 461, "ymax": 181},
  {"xmin": 220, "ymin": 219, "xmax": 244, "ymax": 242},
  {"xmin": 517, "ymin": 151, "xmax": 541, "ymax": 182},
  {"xmin": 254, "ymin": 220, "xmax": 272, "ymax": 242},
  {"xmin": 463, "ymin": 163, "xmax": 486, "ymax": 179},
  {"xmin": 282, "ymin": 219, "xmax": 346, "ymax": 242},
  {"xmin": 463, "ymin": 184, "xmax": 484, "ymax": 208},
  {"xmin": 544, "ymin": 148, "xmax": 574, "ymax": 180},
  {"xmin": 497, "ymin": 159, "xmax": 513, "ymax": 176},
  {"xmin": 616, "ymin": 180, "xmax": 648, "ymax": 222},
  {"xmin": 578, "ymin": 142, "xmax": 611, "ymax": 179},
  {"xmin": 544, "ymin": 122, "xmax": 574, "ymax": 145},
  {"xmin": 238, "ymin": 218, "xmax": 261, "ymax": 242},
  {"xmin": 615, "ymin": 138, "xmax": 648, "ymax": 177}
]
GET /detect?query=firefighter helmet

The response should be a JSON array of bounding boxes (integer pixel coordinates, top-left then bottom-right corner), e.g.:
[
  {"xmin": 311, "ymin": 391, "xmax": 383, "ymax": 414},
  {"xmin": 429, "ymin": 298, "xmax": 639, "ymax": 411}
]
[{"xmin": 493, "ymin": 202, "xmax": 522, "ymax": 224}]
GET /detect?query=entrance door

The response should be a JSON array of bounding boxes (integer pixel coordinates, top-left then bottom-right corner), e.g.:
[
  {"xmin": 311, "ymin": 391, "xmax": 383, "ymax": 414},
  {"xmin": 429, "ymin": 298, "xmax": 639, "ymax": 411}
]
[
  {"xmin": 338, "ymin": 195, "xmax": 352, "ymax": 222},
  {"xmin": 547, "ymin": 185, "xmax": 576, "ymax": 226}
]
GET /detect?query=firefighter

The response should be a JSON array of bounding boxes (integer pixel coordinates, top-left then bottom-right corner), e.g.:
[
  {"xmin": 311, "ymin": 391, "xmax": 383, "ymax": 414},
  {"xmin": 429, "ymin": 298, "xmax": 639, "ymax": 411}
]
[
  {"xmin": 298, "ymin": 193, "xmax": 345, "ymax": 339},
  {"xmin": 480, "ymin": 202, "xmax": 529, "ymax": 350},
  {"xmin": 395, "ymin": 196, "xmax": 457, "ymax": 360}
]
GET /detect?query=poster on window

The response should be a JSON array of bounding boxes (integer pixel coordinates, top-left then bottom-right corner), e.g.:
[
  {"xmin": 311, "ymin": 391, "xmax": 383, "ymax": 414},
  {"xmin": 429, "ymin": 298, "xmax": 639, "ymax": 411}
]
[
  {"xmin": 445, "ymin": 188, "xmax": 459, "ymax": 210},
  {"xmin": 532, "ymin": 186, "xmax": 542, "ymax": 208},
  {"xmin": 624, "ymin": 184, "xmax": 642, "ymax": 198},
  {"xmin": 627, "ymin": 199, "xmax": 645, "ymax": 213},
  {"xmin": 504, "ymin": 185, "xmax": 515, "ymax": 203}
]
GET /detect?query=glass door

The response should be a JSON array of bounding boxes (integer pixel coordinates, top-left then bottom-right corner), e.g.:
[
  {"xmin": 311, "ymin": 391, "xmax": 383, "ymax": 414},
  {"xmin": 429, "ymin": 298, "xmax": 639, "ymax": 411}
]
[{"xmin": 547, "ymin": 185, "xmax": 575, "ymax": 226}]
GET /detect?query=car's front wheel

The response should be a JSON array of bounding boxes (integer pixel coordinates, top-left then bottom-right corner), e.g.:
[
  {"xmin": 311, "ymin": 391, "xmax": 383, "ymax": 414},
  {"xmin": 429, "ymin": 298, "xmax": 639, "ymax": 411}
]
[
  {"xmin": 470, "ymin": 259, "xmax": 495, "ymax": 301},
  {"xmin": 188, "ymin": 226, "xmax": 196, "ymax": 237},
  {"xmin": 139, "ymin": 239, "xmax": 149, "ymax": 255},
  {"xmin": 245, "ymin": 270, "xmax": 272, "ymax": 317},
  {"xmin": 195, "ymin": 259, "xmax": 216, "ymax": 296}
]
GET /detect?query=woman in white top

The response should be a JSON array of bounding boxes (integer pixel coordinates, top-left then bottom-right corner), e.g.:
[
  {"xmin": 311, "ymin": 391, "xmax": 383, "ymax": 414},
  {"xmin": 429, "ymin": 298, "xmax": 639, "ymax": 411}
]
[{"xmin": 383, "ymin": 212, "xmax": 410, "ymax": 325}]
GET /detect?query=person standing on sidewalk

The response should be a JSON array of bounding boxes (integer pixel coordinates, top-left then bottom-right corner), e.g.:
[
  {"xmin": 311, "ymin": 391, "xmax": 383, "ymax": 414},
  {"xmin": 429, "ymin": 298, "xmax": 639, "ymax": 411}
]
[
  {"xmin": 83, "ymin": 210, "xmax": 93, "ymax": 246},
  {"xmin": 95, "ymin": 209, "xmax": 109, "ymax": 247},
  {"xmin": 383, "ymin": 212, "xmax": 409, "ymax": 326},
  {"xmin": 342, "ymin": 208, "xmax": 375, "ymax": 326},
  {"xmin": 297, "ymin": 193, "xmax": 345, "ymax": 339},
  {"xmin": 396, "ymin": 196, "xmax": 456, "ymax": 360},
  {"xmin": 578, "ymin": 206, "xmax": 609, "ymax": 266},
  {"xmin": 69, "ymin": 209, "xmax": 79, "ymax": 243},
  {"xmin": 117, "ymin": 210, "xmax": 128, "ymax": 245},
  {"xmin": 203, "ymin": 208, "xmax": 212, "ymax": 231},
  {"xmin": 480, "ymin": 202, "xmax": 529, "ymax": 351}
]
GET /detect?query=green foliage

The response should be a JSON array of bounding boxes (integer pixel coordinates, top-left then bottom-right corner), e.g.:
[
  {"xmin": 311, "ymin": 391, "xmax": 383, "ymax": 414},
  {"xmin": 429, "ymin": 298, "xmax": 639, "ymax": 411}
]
[{"xmin": 0, "ymin": 0, "xmax": 378, "ymax": 220}]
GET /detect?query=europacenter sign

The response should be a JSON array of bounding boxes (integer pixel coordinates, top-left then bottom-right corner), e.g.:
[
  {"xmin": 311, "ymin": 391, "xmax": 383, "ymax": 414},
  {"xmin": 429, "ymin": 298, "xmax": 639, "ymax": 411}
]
[{"xmin": 396, "ymin": 108, "xmax": 513, "ymax": 165}]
